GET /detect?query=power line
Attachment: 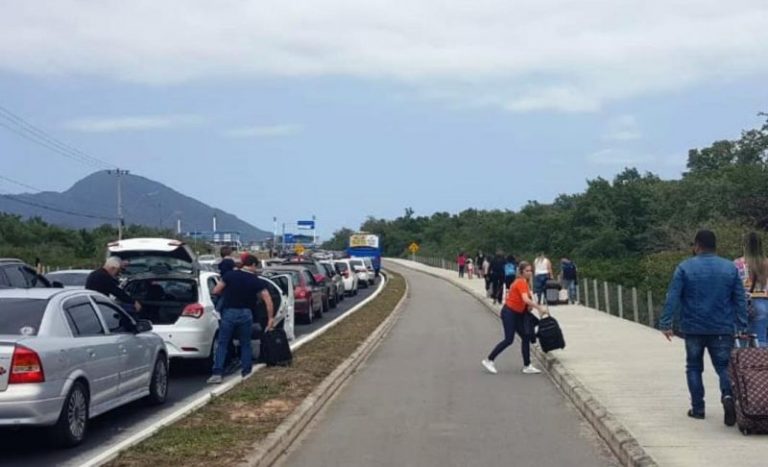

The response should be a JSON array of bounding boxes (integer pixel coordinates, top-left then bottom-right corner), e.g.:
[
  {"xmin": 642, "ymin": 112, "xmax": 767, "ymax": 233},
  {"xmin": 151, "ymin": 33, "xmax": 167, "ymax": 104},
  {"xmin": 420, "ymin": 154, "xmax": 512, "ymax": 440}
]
[
  {"xmin": 0, "ymin": 190, "xmax": 117, "ymax": 221},
  {"xmin": 0, "ymin": 104, "xmax": 117, "ymax": 170},
  {"xmin": 0, "ymin": 173, "xmax": 119, "ymax": 215}
]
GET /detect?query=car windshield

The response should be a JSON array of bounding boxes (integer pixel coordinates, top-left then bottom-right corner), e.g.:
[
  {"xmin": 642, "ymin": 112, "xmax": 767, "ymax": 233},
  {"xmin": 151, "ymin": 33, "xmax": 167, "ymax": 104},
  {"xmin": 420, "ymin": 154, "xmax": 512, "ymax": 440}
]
[
  {"xmin": 350, "ymin": 260, "xmax": 364, "ymax": 268},
  {"xmin": 335, "ymin": 262, "xmax": 349, "ymax": 272},
  {"xmin": 46, "ymin": 272, "xmax": 90, "ymax": 286},
  {"xmin": 0, "ymin": 298, "xmax": 48, "ymax": 335}
]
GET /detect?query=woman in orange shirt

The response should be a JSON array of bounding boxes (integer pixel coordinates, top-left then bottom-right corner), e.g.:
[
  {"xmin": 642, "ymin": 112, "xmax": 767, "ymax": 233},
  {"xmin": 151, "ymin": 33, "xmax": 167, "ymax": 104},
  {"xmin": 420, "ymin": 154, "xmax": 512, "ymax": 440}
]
[{"xmin": 482, "ymin": 261, "xmax": 548, "ymax": 375}]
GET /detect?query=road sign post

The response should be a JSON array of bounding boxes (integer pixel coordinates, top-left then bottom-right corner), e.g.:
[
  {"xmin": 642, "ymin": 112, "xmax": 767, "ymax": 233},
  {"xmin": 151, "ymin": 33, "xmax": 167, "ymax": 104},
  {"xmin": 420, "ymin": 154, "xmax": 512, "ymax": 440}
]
[{"xmin": 408, "ymin": 242, "xmax": 420, "ymax": 261}]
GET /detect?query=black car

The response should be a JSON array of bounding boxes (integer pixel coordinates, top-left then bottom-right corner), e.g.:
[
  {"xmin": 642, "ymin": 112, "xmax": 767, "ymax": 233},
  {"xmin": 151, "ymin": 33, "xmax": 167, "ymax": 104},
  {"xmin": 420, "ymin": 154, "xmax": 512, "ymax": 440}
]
[{"xmin": 0, "ymin": 258, "xmax": 62, "ymax": 288}]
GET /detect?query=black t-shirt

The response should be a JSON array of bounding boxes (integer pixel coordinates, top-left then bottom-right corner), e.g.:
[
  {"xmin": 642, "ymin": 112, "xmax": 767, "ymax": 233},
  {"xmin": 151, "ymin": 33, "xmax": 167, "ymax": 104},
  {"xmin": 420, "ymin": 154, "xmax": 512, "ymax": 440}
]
[
  {"xmin": 218, "ymin": 258, "xmax": 235, "ymax": 276},
  {"xmin": 85, "ymin": 268, "xmax": 134, "ymax": 304},
  {"xmin": 221, "ymin": 270, "xmax": 267, "ymax": 309}
]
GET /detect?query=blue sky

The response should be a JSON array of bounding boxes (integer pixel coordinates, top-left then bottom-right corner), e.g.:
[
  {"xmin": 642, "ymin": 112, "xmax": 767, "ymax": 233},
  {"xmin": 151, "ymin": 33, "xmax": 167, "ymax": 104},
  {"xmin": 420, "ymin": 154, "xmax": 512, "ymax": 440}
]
[{"xmin": 1, "ymin": 1, "xmax": 767, "ymax": 239}]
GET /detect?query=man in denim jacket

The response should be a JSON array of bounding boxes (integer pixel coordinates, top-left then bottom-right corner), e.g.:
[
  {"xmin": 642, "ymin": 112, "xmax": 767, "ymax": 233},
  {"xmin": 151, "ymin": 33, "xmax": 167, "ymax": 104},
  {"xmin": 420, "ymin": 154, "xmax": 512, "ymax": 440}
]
[{"xmin": 659, "ymin": 230, "xmax": 748, "ymax": 426}]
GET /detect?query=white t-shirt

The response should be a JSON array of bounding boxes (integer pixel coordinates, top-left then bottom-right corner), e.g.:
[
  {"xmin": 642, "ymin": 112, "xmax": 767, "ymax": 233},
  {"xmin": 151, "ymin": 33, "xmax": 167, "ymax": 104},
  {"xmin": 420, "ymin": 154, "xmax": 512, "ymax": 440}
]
[{"xmin": 534, "ymin": 257, "xmax": 550, "ymax": 275}]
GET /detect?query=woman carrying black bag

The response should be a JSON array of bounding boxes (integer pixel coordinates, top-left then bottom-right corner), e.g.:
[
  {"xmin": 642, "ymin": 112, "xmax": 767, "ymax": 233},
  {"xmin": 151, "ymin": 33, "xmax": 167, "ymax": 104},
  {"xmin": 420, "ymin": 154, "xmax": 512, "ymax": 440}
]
[{"xmin": 482, "ymin": 261, "xmax": 548, "ymax": 375}]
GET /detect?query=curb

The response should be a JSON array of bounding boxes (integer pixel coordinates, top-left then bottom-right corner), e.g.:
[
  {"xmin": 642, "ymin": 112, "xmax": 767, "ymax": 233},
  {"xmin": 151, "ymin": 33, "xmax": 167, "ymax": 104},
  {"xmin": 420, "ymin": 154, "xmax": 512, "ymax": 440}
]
[
  {"xmin": 389, "ymin": 259, "xmax": 657, "ymax": 467},
  {"xmin": 84, "ymin": 274, "xmax": 390, "ymax": 467},
  {"xmin": 239, "ymin": 270, "xmax": 410, "ymax": 467}
]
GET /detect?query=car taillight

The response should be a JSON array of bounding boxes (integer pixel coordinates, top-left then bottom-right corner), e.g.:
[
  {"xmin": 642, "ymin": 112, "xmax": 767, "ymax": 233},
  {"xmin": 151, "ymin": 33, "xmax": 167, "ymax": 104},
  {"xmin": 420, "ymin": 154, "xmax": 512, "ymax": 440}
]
[
  {"xmin": 9, "ymin": 346, "xmax": 45, "ymax": 384},
  {"xmin": 182, "ymin": 303, "xmax": 205, "ymax": 318},
  {"xmin": 295, "ymin": 287, "xmax": 307, "ymax": 299}
]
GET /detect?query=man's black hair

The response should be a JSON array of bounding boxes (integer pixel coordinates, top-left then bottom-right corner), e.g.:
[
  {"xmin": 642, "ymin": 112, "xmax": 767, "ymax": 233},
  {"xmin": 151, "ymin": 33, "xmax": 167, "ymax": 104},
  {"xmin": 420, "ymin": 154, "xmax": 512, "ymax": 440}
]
[
  {"xmin": 694, "ymin": 230, "xmax": 717, "ymax": 251},
  {"xmin": 220, "ymin": 246, "xmax": 232, "ymax": 258},
  {"xmin": 242, "ymin": 254, "xmax": 259, "ymax": 267}
]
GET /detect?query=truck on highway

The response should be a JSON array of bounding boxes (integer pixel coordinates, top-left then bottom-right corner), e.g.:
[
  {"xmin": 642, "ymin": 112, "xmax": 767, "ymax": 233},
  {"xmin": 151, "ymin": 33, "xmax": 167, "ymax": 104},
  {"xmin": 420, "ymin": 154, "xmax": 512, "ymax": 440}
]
[{"xmin": 347, "ymin": 233, "xmax": 381, "ymax": 276}]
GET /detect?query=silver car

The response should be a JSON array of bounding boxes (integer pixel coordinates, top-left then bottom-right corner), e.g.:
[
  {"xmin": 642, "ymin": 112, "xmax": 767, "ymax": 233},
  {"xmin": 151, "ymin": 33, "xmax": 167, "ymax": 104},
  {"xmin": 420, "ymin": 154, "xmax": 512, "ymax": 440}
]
[{"xmin": 0, "ymin": 288, "xmax": 168, "ymax": 447}]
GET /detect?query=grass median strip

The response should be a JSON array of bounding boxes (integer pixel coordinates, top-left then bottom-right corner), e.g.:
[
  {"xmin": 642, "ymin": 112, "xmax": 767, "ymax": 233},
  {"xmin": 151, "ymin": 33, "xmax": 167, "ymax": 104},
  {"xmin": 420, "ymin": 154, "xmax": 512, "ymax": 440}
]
[{"xmin": 109, "ymin": 271, "xmax": 406, "ymax": 467}]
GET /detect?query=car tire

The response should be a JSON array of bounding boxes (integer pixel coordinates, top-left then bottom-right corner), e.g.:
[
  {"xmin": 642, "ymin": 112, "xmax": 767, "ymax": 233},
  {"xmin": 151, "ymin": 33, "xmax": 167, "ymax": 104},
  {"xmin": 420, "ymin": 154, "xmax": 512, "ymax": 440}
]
[
  {"xmin": 330, "ymin": 291, "xmax": 338, "ymax": 309},
  {"xmin": 145, "ymin": 356, "xmax": 169, "ymax": 406},
  {"xmin": 201, "ymin": 333, "xmax": 217, "ymax": 373},
  {"xmin": 50, "ymin": 380, "xmax": 89, "ymax": 448}
]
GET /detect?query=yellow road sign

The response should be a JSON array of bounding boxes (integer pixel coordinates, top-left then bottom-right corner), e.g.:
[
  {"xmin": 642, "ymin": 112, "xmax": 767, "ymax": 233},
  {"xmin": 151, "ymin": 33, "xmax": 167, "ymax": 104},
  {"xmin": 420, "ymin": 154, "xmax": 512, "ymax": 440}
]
[
  {"xmin": 408, "ymin": 242, "xmax": 420, "ymax": 254},
  {"xmin": 294, "ymin": 244, "xmax": 305, "ymax": 255}
]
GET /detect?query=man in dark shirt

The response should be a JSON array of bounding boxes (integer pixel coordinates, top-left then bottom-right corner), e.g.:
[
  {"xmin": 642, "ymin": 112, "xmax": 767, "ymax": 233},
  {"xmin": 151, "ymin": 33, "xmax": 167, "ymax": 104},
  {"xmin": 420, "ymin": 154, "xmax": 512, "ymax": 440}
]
[
  {"xmin": 489, "ymin": 251, "xmax": 507, "ymax": 304},
  {"xmin": 217, "ymin": 246, "xmax": 235, "ymax": 276},
  {"xmin": 208, "ymin": 254, "xmax": 274, "ymax": 383},
  {"xmin": 86, "ymin": 257, "xmax": 141, "ymax": 312}
]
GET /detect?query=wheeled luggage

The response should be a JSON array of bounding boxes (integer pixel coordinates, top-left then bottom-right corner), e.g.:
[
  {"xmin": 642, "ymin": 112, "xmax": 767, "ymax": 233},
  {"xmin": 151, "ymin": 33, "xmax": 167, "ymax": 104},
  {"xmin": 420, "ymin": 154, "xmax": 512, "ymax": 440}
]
[
  {"xmin": 545, "ymin": 280, "xmax": 561, "ymax": 305},
  {"xmin": 537, "ymin": 315, "xmax": 566, "ymax": 352},
  {"xmin": 260, "ymin": 329, "xmax": 293, "ymax": 367},
  {"xmin": 728, "ymin": 337, "xmax": 768, "ymax": 435}
]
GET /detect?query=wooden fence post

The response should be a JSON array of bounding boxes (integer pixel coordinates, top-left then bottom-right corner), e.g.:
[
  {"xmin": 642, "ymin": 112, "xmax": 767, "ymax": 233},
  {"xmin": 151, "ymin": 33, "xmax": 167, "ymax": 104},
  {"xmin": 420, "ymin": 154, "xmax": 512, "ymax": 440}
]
[
  {"xmin": 648, "ymin": 291, "xmax": 654, "ymax": 327},
  {"xmin": 618, "ymin": 285, "xmax": 624, "ymax": 319},
  {"xmin": 604, "ymin": 282, "xmax": 611, "ymax": 314},
  {"xmin": 632, "ymin": 287, "xmax": 639, "ymax": 323}
]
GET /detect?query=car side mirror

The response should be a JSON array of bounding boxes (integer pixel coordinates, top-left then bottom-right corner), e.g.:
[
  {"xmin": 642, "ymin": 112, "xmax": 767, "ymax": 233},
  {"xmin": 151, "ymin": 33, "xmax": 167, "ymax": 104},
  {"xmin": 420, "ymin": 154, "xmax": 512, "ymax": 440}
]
[
  {"xmin": 52, "ymin": 281, "xmax": 64, "ymax": 288},
  {"xmin": 135, "ymin": 319, "xmax": 153, "ymax": 333}
]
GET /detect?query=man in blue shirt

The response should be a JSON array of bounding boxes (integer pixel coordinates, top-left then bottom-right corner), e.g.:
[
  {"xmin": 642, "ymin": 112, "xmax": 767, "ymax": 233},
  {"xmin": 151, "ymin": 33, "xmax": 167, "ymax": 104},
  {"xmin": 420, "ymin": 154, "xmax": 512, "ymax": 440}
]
[
  {"xmin": 659, "ymin": 230, "xmax": 748, "ymax": 426},
  {"xmin": 208, "ymin": 254, "xmax": 274, "ymax": 383}
]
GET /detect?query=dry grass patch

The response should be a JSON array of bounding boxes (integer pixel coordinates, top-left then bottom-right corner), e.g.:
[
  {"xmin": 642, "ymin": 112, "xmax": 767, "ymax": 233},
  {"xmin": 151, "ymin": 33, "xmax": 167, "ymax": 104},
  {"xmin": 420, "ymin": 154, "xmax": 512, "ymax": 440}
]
[{"xmin": 109, "ymin": 271, "xmax": 406, "ymax": 467}]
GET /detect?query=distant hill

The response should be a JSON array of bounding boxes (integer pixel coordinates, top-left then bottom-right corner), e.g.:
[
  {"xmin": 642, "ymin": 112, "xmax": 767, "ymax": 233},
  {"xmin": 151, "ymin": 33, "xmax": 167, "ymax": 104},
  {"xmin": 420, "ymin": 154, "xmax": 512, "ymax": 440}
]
[{"xmin": 0, "ymin": 171, "xmax": 270, "ymax": 241}]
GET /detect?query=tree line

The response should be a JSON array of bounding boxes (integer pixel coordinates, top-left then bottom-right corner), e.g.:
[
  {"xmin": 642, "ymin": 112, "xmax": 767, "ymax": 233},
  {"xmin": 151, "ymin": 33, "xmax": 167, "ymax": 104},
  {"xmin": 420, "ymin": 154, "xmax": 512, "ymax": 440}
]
[{"xmin": 324, "ymin": 115, "xmax": 768, "ymax": 299}]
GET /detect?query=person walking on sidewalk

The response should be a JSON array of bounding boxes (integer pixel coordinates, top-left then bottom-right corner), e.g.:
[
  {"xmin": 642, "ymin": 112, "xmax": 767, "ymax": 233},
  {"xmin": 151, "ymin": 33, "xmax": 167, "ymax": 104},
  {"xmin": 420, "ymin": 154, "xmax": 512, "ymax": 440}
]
[
  {"xmin": 482, "ymin": 255, "xmax": 492, "ymax": 294},
  {"xmin": 560, "ymin": 257, "xmax": 578, "ymax": 304},
  {"xmin": 475, "ymin": 250, "xmax": 485, "ymax": 279},
  {"xmin": 489, "ymin": 251, "xmax": 506, "ymax": 304},
  {"xmin": 533, "ymin": 253, "xmax": 552, "ymax": 304},
  {"xmin": 659, "ymin": 230, "xmax": 747, "ymax": 426},
  {"xmin": 734, "ymin": 232, "xmax": 768, "ymax": 347},
  {"xmin": 466, "ymin": 258, "xmax": 475, "ymax": 280},
  {"xmin": 482, "ymin": 261, "xmax": 548, "ymax": 375},
  {"xmin": 504, "ymin": 254, "xmax": 517, "ymax": 290},
  {"xmin": 208, "ymin": 254, "xmax": 274, "ymax": 384},
  {"xmin": 457, "ymin": 252, "xmax": 467, "ymax": 278}
]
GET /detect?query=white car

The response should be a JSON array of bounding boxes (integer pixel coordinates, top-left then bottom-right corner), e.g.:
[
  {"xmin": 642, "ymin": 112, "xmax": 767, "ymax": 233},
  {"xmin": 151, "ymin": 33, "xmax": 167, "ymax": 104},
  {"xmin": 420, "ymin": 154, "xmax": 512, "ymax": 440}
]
[
  {"xmin": 332, "ymin": 259, "xmax": 359, "ymax": 296},
  {"xmin": 107, "ymin": 238, "xmax": 293, "ymax": 367},
  {"xmin": 348, "ymin": 258, "xmax": 372, "ymax": 288},
  {"xmin": 361, "ymin": 257, "xmax": 376, "ymax": 285}
]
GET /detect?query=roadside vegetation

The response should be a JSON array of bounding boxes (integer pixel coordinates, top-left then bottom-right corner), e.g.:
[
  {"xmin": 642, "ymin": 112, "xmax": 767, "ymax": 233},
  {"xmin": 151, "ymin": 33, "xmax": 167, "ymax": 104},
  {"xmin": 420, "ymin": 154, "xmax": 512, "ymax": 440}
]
[
  {"xmin": 0, "ymin": 217, "xmax": 212, "ymax": 268},
  {"xmin": 108, "ymin": 271, "xmax": 406, "ymax": 467},
  {"xmin": 324, "ymin": 116, "xmax": 768, "ymax": 300}
]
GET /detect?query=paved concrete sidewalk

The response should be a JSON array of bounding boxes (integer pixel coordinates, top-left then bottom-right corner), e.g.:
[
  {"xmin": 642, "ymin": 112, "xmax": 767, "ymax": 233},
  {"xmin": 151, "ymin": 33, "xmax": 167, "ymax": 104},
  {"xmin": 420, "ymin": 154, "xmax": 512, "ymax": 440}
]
[
  {"xmin": 390, "ymin": 258, "xmax": 768, "ymax": 467},
  {"xmin": 282, "ymin": 263, "xmax": 616, "ymax": 467}
]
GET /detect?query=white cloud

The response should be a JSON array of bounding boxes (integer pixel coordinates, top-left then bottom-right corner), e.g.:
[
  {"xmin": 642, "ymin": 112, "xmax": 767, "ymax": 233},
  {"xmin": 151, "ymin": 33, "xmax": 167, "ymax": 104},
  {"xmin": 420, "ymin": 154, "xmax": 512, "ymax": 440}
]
[
  {"xmin": 223, "ymin": 124, "xmax": 302, "ymax": 138},
  {"xmin": 62, "ymin": 114, "xmax": 204, "ymax": 132},
  {"xmin": 603, "ymin": 115, "xmax": 642, "ymax": 141},
  {"xmin": 1, "ymin": 1, "xmax": 767, "ymax": 112}
]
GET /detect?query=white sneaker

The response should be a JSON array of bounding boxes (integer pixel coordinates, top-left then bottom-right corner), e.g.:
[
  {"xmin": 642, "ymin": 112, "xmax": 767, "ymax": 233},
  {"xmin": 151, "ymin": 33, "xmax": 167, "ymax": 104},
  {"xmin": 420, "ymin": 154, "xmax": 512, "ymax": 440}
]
[
  {"xmin": 207, "ymin": 375, "xmax": 223, "ymax": 384},
  {"xmin": 481, "ymin": 359, "xmax": 498, "ymax": 374},
  {"xmin": 522, "ymin": 365, "xmax": 542, "ymax": 374}
]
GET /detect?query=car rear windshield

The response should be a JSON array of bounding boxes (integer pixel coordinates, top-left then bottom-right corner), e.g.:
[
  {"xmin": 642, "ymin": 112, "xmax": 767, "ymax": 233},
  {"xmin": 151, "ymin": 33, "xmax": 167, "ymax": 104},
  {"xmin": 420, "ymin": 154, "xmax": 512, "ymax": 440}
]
[
  {"xmin": 335, "ymin": 262, "xmax": 349, "ymax": 272},
  {"xmin": 122, "ymin": 256, "xmax": 194, "ymax": 275},
  {"xmin": 350, "ymin": 260, "xmax": 363, "ymax": 267},
  {"xmin": 0, "ymin": 298, "xmax": 48, "ymax": 335},
  {"xmin": 46, "ymin": 272, "xmax": 89, "ymax": 286}
]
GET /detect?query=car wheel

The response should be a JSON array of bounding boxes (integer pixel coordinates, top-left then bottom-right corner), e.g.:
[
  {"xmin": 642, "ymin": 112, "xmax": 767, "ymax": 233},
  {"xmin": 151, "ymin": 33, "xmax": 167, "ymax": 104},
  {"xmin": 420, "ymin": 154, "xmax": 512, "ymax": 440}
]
[
  {"xmin": 330, "ymin": 290, "xmax": 338, "ymax": 308},
  {"xmin": 201, "ymin": 333, "xmax": 217, "ymax": 373},
  {"xmin": 305, "ymin": 300, "xmax": 315, "ymax": 324},
  {"xmin": 145, "ymin": 356, "xmax": 169, "ymax": 405},
  {"xmin": 50, "ymin": 381, "xmax": 89, "ymax": 447}
]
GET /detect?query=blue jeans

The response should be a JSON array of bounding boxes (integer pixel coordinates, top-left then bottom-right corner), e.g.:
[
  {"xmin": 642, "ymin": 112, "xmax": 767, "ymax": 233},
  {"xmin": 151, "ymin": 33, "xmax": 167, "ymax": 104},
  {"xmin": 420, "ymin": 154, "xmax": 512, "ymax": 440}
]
[
  {"xmin": 534, "ymin": 274, "xmax": 548, "ymax": 304},
  {"xmin": 748, "ymin": 298, "xmax": 768, "ymax": 348},
  {"xmin": 488, "ymin": 306, "xmax": 531, "ymax": 366},
  {"xmin": 212, "ymin": 308, "xmax": 253, "ymax": 376},
  {"xmin": 685, "ymin": 335, "xmax": 734, "ymax": 414}
]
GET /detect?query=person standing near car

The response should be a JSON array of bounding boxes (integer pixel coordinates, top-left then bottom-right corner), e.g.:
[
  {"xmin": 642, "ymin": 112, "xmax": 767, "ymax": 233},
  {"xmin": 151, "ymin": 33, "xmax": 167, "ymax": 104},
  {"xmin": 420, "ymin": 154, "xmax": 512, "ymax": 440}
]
[
  {"xmin": 208, "ymin": 254, "xmax": 274, "ymax": 383},
  {"xmin": 659, "ymin": 230, "xmax": 747, "ymax": 426},
  {"xmin": 86, "ymin": 257, "xmax": 142, "ymax": 313}
]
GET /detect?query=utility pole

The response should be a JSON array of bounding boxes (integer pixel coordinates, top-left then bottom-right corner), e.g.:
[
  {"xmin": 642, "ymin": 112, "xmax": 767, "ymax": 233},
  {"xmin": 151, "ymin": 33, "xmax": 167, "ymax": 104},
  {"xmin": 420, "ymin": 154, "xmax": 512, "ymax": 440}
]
[
  {"xmin": 272, "ymin": 216, "xmax": 277, "ymax": 257},
  {"xmin": 107, "ymin": 169, "xmax": 129, "ymax": 240},
  {"xmin": 312, "ymin": 214, "xmax": 317, "ymax": 247}
]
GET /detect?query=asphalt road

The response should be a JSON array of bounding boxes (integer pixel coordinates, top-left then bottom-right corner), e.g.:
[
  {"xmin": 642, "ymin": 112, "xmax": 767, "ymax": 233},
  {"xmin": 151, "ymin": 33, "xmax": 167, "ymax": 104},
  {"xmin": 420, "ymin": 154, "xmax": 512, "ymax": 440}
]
[
  {"xmin": 0, "ymin": 278, "xmax": 381, "ymax": 467},
  {"xmin": 281, "ymin": 263, "xmax": 617, "ymax": 467}
]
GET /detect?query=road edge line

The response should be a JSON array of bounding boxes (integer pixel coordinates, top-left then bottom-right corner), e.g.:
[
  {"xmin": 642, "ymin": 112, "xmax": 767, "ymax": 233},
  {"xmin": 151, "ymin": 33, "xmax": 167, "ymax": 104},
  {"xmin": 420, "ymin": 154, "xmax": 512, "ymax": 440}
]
[
  {"xmin": 388, "ymin": 259, "xmax": 657, "ymax": 467},
  {"xmin": 83, "ymin": 274, "xmax": 390, "ymax": 467},
  {"xmin": 239, "ymin": 270, "xmax": 409, "ymax": 467}
]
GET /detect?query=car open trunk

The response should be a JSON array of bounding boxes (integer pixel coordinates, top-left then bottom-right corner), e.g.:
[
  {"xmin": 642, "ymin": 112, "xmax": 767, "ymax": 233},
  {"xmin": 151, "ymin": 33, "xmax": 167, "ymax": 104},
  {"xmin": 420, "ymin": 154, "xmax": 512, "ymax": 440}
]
[{"xmin": 123, "ymin": 276, "xmax": 198, "ymax": 325}]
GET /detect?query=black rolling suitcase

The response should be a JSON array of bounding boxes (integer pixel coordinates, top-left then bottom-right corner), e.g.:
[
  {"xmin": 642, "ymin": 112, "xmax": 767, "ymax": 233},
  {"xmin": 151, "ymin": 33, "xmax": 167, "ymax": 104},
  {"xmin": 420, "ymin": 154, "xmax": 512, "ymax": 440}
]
[
  {"xmin": 537, "ymin": 315, "xmax": 566, "ymax": 353},
  {"xmin": 260, "ymin": 329, "xmax": 293, "ymax": 367}
]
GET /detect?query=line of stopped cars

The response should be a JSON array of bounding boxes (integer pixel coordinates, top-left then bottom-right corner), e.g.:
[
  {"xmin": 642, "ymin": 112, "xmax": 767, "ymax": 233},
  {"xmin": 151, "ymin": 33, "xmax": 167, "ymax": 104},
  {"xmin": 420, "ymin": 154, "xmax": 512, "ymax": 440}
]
[{"xmin": 0, "ymin": 239, "xmax": 379, "ymax": 447}]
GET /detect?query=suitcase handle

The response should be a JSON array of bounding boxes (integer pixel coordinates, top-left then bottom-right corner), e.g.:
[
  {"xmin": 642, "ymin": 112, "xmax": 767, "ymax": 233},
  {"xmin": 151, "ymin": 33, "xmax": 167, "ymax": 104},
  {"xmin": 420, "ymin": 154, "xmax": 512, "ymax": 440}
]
[{"xmin": 734, "ymin": 333, "xmax": 759, "ymax": 348}]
